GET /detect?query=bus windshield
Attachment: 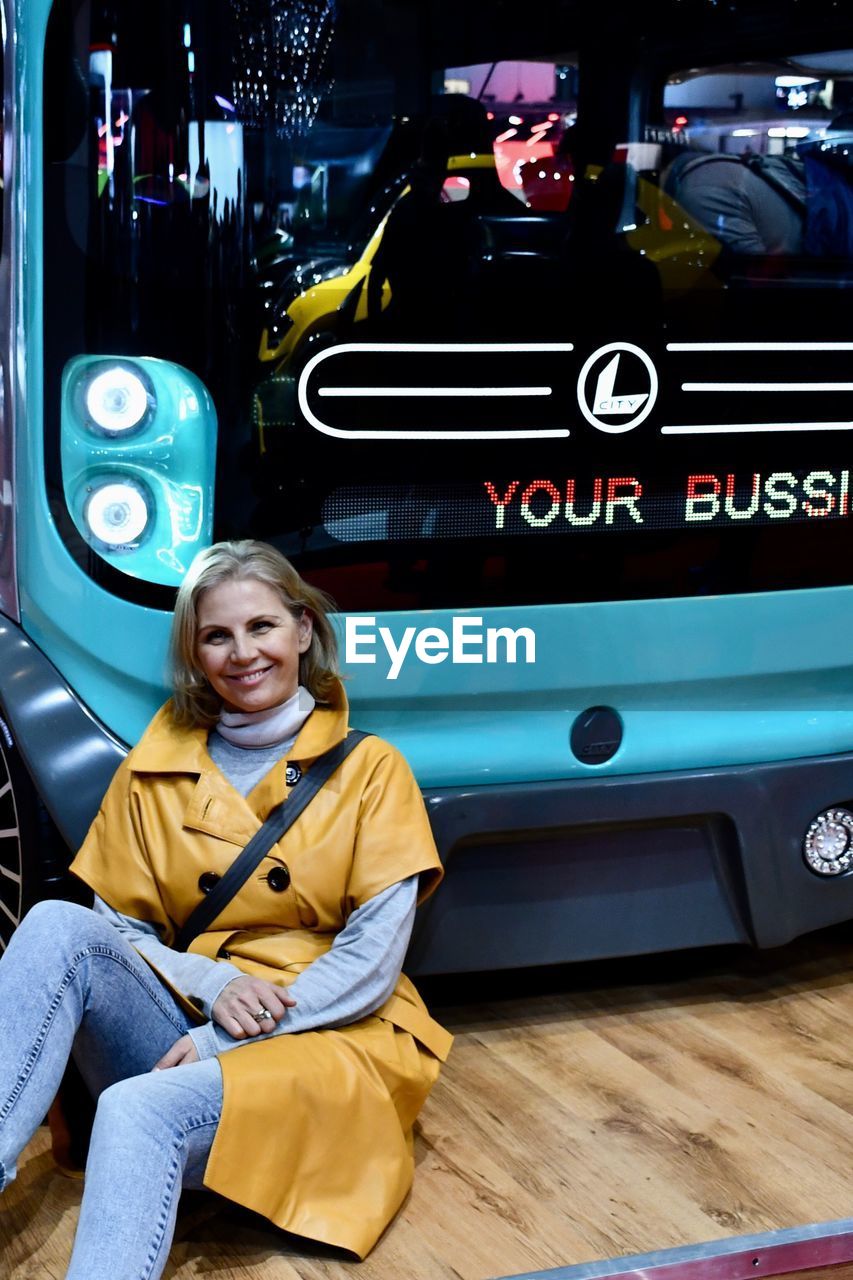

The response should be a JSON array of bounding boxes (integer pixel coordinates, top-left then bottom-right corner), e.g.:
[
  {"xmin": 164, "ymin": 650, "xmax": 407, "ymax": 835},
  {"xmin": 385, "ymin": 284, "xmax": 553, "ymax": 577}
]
[{"xmin": 43, "ymin": 0, "xmax": 853, "ymax": 609}]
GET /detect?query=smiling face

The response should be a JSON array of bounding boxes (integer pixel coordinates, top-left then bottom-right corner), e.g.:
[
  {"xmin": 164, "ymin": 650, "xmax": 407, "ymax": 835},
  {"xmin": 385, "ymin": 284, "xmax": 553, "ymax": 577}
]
[{"xmin": 195, "ymin": 576, "xmax": 313, "ymax": 714}]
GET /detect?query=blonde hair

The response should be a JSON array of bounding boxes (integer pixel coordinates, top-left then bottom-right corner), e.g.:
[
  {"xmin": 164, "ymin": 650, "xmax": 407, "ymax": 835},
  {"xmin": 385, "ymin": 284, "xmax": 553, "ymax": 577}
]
[{"xmin": 170, "ymin": 540, "xmax": 339, "ymax": 728}]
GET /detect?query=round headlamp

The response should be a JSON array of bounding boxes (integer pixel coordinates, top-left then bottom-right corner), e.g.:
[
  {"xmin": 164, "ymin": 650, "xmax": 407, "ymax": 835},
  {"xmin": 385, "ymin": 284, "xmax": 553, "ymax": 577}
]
[
  {"xmin": 84, "ymin": 365, "xmax": 152, "ymax": 435},
  {"xmin": 84, "ymin": 477, "xmax": 152, "ymax": 549}
]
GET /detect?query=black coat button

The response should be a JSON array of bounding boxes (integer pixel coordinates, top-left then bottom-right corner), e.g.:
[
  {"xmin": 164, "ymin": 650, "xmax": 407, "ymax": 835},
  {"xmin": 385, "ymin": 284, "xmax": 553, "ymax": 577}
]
[
  {"xmin": 266, "ymin": 865, "xmax": 291, "ymax": 893},
  {"xmin": 198, "ymin": 871, "xmax": 221, "ymax": 894}
]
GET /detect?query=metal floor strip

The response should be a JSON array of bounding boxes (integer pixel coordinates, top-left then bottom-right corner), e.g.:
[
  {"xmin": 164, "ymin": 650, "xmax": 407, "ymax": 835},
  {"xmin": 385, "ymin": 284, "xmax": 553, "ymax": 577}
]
[{"xmin": 494, "ymin": 1219, "xmax": 853, "ymax": 1280}]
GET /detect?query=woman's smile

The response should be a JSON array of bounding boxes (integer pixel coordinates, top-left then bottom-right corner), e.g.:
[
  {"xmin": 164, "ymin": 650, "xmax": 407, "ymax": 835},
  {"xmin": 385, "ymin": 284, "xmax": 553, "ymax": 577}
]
[
  {"xmin": 226, "ymin": 665, "xmax": 272, "ymax": 685},
  {"xmin": 195, "ymin": 578, "xmax": 313, "ymax": 713}
]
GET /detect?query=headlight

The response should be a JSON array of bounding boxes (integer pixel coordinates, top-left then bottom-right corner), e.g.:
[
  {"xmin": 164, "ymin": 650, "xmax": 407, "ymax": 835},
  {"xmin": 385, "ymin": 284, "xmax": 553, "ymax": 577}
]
[
  {"xmin": 84, "ymin": 478, "xmax": 151, "ymax": 548},
  {"xmin": 62, "ymin": 355, "xmax": 217, "ymax": 586},
  {"xmin": 83, "ymin": 365, "xmax": 153, "ymax": 436}
]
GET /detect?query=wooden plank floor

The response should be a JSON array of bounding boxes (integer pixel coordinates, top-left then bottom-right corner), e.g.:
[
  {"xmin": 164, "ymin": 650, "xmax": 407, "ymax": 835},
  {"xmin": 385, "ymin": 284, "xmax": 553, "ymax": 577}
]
[{"xmin": 6, "ymin": 925, "xmax": 853, "ymax": 1279}]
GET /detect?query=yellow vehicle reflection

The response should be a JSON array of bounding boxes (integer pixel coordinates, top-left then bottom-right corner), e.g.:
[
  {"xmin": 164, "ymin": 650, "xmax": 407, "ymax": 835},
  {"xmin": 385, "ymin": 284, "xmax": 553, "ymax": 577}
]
[
  {"xmin": 626, "ymin": 173, "xmax": 723, "ymax": 296},
  {"xmin": 258, "ymin": 154, "xmax": 500, "ymax": 371},
  {"xmin": 258, "ymin": 153, "xmax": 723, "ymax": 382}
]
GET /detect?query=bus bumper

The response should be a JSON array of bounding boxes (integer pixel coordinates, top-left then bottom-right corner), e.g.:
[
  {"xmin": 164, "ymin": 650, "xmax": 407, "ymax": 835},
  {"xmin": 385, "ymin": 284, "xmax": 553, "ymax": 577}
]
[{"xmin": 409, "ymin": 753, "xmax": 853, "ymax": 974}]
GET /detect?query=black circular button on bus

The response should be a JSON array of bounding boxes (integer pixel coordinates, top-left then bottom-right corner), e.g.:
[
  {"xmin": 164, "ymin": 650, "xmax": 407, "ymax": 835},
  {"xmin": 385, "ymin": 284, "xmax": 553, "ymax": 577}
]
[
  {"xmin": 266, "ymin": 865, "xmax": 291, "ymax": 893},
  {"xmin": 570, "ymin": 706, "xmax": 623, "ymax": 765},
  {"xmin": 198, "ymin": 871, "xmax": 221, "ymax": 894}
]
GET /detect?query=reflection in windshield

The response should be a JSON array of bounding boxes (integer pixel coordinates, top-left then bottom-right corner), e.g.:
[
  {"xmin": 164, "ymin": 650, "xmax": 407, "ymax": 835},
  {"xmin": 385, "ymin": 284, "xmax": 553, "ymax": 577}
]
[
  {"xmin": 42, "ymin": 1, "xmax": 853, "ymax": 610},
  {"xmin": 661, "ymin": 52, "xmax": 853, "ymax": 257}
]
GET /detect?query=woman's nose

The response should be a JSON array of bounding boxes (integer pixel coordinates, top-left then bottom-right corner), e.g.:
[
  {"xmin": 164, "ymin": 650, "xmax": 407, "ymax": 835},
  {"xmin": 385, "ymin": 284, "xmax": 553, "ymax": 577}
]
[{"xmin": 229, "ymin": 632, "xmax": 257, "ymax": 662}]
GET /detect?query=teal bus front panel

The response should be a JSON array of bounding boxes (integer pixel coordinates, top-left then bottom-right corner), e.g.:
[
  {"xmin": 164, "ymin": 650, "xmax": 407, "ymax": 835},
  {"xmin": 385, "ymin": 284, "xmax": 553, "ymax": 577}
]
[{"xmin": 14, "ymin": 0, "xmax": 853, "ymax": 788}]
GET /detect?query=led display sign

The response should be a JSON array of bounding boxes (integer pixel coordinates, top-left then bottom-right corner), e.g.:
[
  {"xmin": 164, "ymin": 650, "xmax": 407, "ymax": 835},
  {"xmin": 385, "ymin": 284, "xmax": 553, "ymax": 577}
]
[
  {"xmin": 323, "ymin": 469, "xmax": 852, "ymax": 542},
  {"xmin": 303, "ymin": 341, "xmax": 853, "ymax": 547}
]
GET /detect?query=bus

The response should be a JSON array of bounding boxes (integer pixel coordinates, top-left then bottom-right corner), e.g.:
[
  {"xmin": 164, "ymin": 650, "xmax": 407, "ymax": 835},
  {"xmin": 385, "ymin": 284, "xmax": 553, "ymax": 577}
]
[{"xmin": 4, "ymin": 0, "xmax": 853, "ymax": 976}]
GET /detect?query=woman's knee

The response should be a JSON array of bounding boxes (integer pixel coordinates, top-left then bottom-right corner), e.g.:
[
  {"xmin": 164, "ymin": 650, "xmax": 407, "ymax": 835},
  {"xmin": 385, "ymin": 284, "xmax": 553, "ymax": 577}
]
[
  {"xmin": 91, "ymin": 1068, "xmax": 220, "ymax": 1172},
  {"xmin": 13, "ymin": 900, "xmax": 100, "ymax": 955},
  {"xmin": 92, "ymin": 1074, "xmax": 163, "ymax": 1146}
]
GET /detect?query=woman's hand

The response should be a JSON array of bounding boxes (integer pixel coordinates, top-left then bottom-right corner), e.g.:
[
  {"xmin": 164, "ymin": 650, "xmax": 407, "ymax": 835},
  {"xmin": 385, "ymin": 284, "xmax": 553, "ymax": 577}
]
[
  {"xmin": 212, "ymin": 975, "xmax": 296, "ymax": 1040},
  {"xmin": 154, "ymin": 1035, "xmax": 200, "ymax": 1069}
]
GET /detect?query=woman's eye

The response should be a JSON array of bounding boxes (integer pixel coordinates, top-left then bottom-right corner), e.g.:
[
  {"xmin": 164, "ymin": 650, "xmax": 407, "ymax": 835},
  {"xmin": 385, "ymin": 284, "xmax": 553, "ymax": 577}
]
[
  {"xmin": 204, "ymin": 631, "xmax": 227, "ymax": 643},
  {"xmin": 253, "ymin": 620, "xmax": 273, "ymax": 632}
]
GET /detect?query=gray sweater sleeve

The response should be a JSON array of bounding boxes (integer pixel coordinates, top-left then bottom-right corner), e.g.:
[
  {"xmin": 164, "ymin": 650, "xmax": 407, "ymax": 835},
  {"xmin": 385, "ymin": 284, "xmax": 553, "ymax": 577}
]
[
  {"xmin": 187, "ymin": 874, "xmax": 418, "ymax": 1059},
  {"xmin": 92, "ymin": 896, "xmax": 245, "ymax": 1016}
]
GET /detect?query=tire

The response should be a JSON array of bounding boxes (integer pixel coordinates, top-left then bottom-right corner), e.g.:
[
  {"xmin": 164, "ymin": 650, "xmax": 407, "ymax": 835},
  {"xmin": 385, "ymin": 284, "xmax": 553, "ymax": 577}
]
[{"xmin": 0, "ymin": 716, "xmax": 80, "ymax": 952}]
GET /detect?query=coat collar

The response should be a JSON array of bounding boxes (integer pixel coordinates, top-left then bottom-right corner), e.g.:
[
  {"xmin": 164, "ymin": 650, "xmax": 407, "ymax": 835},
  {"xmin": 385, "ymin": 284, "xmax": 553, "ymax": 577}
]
[{"xmin": 130, "ymin": 679, "xmax": 351, "ymax": 775}]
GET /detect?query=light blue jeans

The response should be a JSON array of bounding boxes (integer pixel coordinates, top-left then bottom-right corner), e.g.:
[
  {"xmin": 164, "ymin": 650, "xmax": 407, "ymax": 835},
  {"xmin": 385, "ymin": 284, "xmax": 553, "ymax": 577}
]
[{"xmin": 0, "ymin": 899, "xmax": 224, "ymax": 1280}]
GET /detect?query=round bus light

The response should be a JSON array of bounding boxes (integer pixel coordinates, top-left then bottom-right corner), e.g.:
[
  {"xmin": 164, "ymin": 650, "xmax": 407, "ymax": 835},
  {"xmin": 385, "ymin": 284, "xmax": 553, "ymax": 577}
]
[
  {"xmin": 803, "ymin": 809, "xmax": 853, "ymax": 876},
  {"xmin": 84, "ymin": 366, "xmax": 151, "ymax": 435},
  {"xmin": 84, "ymin": 479, "xmax": 151, "ymax": 549}
]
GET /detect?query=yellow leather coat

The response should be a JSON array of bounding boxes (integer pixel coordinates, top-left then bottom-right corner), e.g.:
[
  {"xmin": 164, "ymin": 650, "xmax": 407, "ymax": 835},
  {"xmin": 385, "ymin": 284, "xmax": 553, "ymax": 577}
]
[{"xmin": 70, "ymin": 682, "xmax": 451, "ymax": 1257}]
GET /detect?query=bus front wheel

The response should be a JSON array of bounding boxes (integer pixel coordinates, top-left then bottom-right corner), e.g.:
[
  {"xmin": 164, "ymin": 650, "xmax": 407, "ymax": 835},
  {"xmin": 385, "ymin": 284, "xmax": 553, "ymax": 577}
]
[{"xmin": 0, "ymin": 726, "xmax": 76, "ymax": 953}]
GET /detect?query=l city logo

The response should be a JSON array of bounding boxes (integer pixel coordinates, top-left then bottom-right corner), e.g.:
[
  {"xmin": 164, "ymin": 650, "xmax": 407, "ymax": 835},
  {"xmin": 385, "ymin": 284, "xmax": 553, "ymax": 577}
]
[{"xmin": 576, "ymin": 342, "xmax": 659, "ymax": 434}]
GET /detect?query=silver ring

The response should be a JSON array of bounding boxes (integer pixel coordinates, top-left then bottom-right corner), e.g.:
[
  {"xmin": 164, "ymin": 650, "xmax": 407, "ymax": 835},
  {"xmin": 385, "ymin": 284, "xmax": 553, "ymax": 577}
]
[{"xmin": 254, "ymin": 1006, "xmax": 272, "ymax": 1022}]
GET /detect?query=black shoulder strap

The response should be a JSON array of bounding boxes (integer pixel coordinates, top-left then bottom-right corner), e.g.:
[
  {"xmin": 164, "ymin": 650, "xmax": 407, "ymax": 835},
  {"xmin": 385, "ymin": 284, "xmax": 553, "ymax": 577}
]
[{"xmin": 173, "ymin": 729, "xmax": 372, "ymax": 953}]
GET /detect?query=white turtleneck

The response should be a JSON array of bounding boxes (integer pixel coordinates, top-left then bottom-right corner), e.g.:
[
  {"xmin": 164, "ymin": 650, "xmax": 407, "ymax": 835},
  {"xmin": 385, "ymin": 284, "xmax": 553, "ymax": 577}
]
[
  {"xmin": 216, "ymin": 686, "xmax": 316, "ymax": 749},
  {"xmin": 207, "ymin": 686, "xmax": 315, "ymax": 797}
]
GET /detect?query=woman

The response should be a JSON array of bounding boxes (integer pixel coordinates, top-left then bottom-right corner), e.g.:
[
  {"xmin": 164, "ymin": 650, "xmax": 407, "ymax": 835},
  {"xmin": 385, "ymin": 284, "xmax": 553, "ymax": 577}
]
[{"xmin": 0, "ymin": 540, "xmax": 450, "ymax": 1278}]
